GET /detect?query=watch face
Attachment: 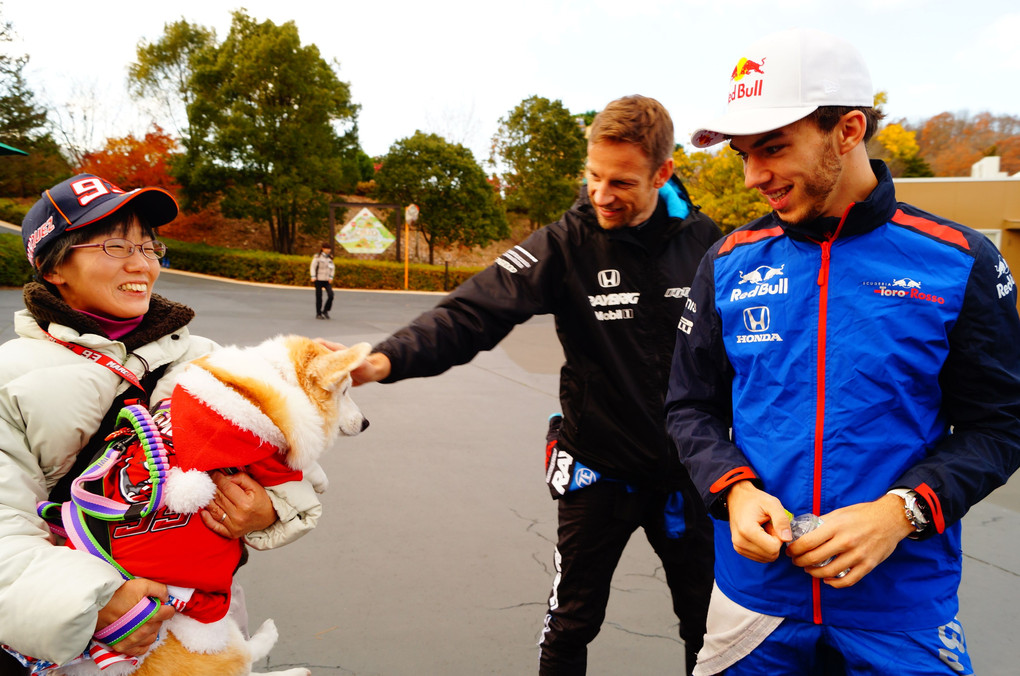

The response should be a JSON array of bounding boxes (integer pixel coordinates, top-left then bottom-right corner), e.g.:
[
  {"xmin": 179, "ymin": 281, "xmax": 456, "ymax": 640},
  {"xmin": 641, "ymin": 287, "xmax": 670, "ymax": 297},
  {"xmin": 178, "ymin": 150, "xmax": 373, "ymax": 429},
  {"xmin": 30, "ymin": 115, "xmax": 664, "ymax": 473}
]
[{"xmin": 904, "ymin": 494, "xmax": 927, "ymax": 530}]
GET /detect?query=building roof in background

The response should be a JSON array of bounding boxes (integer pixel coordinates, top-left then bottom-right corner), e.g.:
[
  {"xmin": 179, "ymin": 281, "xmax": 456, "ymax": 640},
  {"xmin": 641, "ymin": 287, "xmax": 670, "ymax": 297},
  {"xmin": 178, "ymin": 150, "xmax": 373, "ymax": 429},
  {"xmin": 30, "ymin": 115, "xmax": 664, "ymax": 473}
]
[{"xmin": 0, "ymin": 142, "xmax": 27, "ymax": 156}]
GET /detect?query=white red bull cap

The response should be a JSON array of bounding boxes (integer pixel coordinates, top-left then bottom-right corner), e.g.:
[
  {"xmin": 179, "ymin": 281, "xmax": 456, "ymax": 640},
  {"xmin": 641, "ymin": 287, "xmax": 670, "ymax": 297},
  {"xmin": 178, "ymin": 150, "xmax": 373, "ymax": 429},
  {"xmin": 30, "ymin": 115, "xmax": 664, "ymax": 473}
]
[{"xmin": 690, "ymin": 28, "xmax": 874, "ymax": 148}]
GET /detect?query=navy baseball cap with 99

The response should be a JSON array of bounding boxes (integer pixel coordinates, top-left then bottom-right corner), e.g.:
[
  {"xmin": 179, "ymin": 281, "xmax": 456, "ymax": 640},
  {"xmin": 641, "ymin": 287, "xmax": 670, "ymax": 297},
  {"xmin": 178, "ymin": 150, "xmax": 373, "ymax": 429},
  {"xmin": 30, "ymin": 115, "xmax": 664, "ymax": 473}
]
[{"xmin": 22, "ymin": 174, "xmax": 179, "ymax": 267}]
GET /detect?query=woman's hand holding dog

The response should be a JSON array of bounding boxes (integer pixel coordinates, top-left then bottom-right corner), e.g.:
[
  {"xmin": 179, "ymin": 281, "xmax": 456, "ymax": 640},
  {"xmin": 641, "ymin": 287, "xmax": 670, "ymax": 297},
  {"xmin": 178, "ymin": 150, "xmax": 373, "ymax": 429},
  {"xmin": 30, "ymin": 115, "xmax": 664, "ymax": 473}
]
[
  {"xmin": 201, "ymin": 471, "xmax": 278, "ymax": 538},
  {"xmin": 97, "ymin": 578, "xmax": 174, "ymax": 656}
]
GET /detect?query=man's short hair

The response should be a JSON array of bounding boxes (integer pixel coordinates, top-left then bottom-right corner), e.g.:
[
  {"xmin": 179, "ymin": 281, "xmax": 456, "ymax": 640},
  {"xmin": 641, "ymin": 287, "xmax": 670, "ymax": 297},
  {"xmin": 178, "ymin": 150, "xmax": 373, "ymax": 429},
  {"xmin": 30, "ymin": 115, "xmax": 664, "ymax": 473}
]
[
  {"xmin": 806, "ymin": 106, "xmax": 886, "ymax": 144},
  {"xmin": 588, "ymin": 95, "xmax": 674, "ymax": 169}
]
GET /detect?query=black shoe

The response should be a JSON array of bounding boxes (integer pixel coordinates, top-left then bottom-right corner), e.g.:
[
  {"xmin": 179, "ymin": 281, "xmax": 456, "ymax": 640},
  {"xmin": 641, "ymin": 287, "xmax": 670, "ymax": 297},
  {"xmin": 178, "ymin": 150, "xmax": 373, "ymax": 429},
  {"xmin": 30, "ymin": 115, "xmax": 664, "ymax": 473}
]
[
  {"xmin": 322, "ymin": 311, "xmax": 330, "ymax": 319},
  {"xmin": 316, "ymin": 313, "xmax": 324, "ymax": 319}
]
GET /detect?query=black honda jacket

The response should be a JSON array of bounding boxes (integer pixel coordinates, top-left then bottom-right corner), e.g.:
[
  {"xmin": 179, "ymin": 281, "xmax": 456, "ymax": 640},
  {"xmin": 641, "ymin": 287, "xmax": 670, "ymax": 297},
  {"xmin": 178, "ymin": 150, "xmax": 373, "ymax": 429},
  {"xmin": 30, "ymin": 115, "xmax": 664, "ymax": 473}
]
[{"xmin": 376, "ymin": 177, "xmax": 722, "ymax": 489}]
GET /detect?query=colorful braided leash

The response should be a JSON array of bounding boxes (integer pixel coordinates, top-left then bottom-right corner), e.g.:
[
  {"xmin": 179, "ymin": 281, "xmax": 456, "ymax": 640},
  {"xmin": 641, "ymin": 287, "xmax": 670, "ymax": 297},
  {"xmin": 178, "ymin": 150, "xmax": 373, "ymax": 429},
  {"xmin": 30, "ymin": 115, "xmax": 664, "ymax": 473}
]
[{"xmin": 36, "ymin": 403, "xmax": 175, "ymax": 660}]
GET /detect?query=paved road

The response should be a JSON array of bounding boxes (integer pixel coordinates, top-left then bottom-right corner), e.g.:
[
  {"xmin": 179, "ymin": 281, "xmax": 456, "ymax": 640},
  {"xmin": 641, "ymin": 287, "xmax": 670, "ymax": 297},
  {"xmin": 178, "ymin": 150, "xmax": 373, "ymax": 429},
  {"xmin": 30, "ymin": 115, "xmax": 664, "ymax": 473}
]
[{"xmin": 2, "ymin": 269, "xmax": 1018, "ymax": 675}]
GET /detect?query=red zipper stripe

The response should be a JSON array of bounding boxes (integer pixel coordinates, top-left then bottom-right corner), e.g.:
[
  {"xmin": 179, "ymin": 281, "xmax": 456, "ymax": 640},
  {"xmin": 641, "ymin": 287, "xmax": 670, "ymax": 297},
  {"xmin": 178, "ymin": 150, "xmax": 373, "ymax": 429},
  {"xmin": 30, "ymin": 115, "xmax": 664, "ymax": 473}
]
[
  {"xmin": 810, "ymin": 203, "xmax": 854, "ymax": 624},
  {"xmin": 812, "ymin": 239, "xmax": 831, "ymax": 625}
]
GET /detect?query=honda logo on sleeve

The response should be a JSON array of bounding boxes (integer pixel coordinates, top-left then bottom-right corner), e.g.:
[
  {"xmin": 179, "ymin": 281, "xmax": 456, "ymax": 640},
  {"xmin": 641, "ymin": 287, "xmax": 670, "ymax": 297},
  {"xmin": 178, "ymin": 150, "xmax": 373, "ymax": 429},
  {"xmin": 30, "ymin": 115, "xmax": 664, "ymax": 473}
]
[
  {"xmin": 598, "ymin": 269, "xmax": 620, "ymax": 288},
  {"xmin": 743, "ymin": 306, "xmax": 770, "ymax": 332}
]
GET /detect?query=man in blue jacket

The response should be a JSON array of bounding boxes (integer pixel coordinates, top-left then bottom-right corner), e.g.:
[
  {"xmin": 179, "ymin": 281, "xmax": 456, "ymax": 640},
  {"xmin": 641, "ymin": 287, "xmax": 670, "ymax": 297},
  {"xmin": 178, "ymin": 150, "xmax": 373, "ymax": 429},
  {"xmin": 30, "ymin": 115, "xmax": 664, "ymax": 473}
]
[{"xmin": 665, "ymin": 28, "xmax": 1020, "ymax": 675}]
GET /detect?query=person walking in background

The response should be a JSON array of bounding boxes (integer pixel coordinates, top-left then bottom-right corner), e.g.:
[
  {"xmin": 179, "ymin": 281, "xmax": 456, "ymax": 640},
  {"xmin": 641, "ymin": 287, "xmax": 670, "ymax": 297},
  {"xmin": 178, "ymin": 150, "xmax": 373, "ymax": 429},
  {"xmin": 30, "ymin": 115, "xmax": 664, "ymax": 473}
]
[
  {"xmin": 347, "ymin": 95, "xmax": 722, "ymax": 675},
  {"xmin": 311, "ymin": 242, "xmax": 335, "ymax": 319},
  {"xmin": 665, "ymin": 28, "xmax": 1020, "ymax": 675}
]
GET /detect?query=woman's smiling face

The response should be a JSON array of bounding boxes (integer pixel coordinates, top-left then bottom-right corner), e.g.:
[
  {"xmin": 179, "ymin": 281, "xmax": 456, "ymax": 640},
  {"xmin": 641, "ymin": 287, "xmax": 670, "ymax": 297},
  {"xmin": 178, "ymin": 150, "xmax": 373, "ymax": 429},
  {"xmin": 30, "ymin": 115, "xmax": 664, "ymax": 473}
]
[{"xmin": 43, "ymin": 217, "xmax": 161, "ymax": 319}]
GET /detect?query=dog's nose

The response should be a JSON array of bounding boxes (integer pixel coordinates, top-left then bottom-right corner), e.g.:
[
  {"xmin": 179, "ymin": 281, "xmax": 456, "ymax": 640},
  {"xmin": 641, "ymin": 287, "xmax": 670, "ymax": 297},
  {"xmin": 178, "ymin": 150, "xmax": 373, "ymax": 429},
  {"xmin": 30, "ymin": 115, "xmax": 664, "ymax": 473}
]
[{"xmin": 360, "ymin": 418, "xmax": 370, "ymax": 432}]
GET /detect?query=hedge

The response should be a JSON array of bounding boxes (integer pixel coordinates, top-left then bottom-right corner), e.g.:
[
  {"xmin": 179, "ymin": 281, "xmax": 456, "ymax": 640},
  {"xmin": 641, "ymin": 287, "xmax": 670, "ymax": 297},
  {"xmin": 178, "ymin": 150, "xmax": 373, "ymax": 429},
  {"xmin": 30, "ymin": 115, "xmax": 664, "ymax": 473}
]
[
  {"xmin": 160, "ymin": 238, "xmax": 483, "ymax": 291},
  {"xmin": 0, "ymin": 231, "xmax": 483, "ymax": 292},
  {"xmin": 0, "ymin": 198, "xmax": 28, "ymax": 226},
  {"xmin": 0, "ymin": 233, "xmax": 33, "ymax": 287}
]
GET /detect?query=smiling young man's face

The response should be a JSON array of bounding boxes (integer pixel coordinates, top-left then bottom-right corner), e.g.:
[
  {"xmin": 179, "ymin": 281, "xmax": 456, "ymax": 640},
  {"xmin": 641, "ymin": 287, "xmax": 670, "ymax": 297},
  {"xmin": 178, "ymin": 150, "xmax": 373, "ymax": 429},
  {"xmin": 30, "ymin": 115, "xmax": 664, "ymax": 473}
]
[
  {"xmin": 730, "ymin": 117, "xmax": 848, "ymax": 226},
  {"xmin": 585, "ymin": 140, "xmax": 673, "ymax": 230}
]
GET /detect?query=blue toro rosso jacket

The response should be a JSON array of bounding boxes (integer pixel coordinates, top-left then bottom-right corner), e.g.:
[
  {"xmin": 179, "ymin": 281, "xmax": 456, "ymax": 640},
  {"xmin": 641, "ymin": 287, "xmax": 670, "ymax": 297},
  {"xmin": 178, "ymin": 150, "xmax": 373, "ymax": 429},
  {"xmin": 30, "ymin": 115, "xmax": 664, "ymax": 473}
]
[{"xmin": 665, "ymin": 161, "xmax": 1020, "ymax": 630}]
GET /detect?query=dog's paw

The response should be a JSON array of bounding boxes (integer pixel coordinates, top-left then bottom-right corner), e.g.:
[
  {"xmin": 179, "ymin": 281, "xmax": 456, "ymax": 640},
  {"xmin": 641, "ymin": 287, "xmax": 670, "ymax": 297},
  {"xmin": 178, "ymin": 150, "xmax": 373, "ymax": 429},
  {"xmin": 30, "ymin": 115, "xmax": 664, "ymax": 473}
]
[
  {"xmin": 305, "ymin": 462, "xmax": 329, "ymax": 493},
  {"xmin": 246, "ymin": 618, "xmax": 281, "ymax": 663}
]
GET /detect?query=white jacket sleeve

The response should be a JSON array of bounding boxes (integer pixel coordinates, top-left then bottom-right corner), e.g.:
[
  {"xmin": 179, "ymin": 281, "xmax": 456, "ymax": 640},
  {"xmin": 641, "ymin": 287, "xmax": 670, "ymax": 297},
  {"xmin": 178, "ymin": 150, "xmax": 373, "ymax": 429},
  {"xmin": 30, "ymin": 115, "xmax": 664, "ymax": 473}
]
[
  {"xmin": 0, "ymin": 403, "xmax": 124, "ymax": 663},
  {"xmin": 243, "ymin": 478, "xmax": 322, "ymax": 550}
]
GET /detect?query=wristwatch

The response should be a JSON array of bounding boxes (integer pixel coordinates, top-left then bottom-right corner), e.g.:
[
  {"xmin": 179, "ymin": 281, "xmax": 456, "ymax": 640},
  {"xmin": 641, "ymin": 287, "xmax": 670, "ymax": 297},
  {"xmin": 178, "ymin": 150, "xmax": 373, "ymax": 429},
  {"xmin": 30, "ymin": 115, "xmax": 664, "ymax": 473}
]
[{"xmin": 887, "ymin": 488, "xmax": 929, "ymax": 538}]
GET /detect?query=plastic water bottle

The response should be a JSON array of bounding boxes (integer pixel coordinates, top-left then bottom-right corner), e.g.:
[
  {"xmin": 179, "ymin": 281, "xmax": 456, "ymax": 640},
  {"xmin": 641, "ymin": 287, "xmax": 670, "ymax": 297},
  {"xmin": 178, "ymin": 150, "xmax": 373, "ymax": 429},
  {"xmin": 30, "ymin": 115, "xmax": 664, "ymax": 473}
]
[{"xmin": 789, "ymin": 513, "xmax": 834, "ymax": 566}]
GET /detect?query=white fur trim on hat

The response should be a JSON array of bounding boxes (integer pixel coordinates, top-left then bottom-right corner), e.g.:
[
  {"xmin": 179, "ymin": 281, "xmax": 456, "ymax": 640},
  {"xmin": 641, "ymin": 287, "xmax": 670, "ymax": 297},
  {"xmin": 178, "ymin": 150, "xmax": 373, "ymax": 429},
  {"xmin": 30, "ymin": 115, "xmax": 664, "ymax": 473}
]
[
  {"xmin": 177, "ymin": 337, "xmax": 331, "ymax": 470},
  {"xmin": 175, "ymin": 365, "xmax": 287, "ymax": 450}
]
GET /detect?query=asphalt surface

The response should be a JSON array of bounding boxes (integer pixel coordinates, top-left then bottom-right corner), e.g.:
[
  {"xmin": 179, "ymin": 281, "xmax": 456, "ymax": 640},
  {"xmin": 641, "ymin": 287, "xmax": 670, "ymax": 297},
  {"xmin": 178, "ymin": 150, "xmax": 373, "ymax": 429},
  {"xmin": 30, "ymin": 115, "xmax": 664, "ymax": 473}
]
[{"xmin": 1, "ymin": 267, "xmax": 1018, "ymax": 675}]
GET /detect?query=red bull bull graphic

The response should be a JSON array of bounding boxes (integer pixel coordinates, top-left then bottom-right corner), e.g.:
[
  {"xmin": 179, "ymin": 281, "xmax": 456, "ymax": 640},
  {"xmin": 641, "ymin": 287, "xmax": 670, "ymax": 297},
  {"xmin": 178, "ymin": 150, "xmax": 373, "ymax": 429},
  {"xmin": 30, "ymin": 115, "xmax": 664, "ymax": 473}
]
[
  {"xmin": 731, "ymin": 57, "xmax": 766, "ymax": 80},
  {"xmin": 729, "ymin": 57, "xmax": 766, "ymax": 104}
]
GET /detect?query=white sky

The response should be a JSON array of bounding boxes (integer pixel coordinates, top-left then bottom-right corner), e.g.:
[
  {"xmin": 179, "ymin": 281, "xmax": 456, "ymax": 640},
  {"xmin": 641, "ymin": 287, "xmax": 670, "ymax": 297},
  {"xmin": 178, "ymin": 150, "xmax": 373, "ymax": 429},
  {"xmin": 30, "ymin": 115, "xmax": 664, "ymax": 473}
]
[{"xmin": 4, "ymin": 0, "xmax": 1019, "ymax": 163}]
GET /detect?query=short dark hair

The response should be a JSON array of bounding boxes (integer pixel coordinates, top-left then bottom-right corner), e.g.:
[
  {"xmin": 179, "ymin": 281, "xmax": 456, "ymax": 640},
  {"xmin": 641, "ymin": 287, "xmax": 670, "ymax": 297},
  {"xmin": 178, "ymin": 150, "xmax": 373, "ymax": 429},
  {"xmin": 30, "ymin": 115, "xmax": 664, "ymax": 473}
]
[
  {"xmin": 805, "ymin": 106, "xmax": 885, "ymax": 144},
  {"xmin": 34, "ymin": 209, "xmax": 158, "ymax": 278}
]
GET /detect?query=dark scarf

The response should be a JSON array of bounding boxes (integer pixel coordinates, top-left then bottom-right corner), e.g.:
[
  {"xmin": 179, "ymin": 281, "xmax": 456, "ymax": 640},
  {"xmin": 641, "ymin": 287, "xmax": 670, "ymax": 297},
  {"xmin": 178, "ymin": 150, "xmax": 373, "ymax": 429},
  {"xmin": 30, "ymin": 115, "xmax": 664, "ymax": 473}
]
[{"xmin": 22, "ymin": 281, "xmax": 196, "ymax": 351}]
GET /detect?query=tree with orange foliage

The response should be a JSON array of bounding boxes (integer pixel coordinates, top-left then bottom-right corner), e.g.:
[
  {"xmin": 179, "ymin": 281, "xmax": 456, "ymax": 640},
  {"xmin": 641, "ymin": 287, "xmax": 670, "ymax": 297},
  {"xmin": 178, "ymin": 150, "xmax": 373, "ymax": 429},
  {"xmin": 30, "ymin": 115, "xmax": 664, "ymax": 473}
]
[
  {"xmin": 996, "ymin": 136, "xmax": 1020, "ymax": 175},
  {"xmin": 76, "ymin": 125, "xmax": 180, "ymax": 190},
  {"xmin": 912, "ymin": 111, "xmax": 1020, "ymax": 176}
]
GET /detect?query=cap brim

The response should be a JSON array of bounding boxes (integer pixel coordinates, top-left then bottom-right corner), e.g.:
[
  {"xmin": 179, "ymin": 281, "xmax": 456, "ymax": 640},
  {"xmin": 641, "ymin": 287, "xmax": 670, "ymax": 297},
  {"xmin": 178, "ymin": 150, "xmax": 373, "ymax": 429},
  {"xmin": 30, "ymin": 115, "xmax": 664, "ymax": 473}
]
[
  {"xmin": 690, "ymin": 105, "xmax": 820, "ymax": 148},
  {"xmin": 68, "ymin": 187, "xmax": 179, "ymax": 231}
]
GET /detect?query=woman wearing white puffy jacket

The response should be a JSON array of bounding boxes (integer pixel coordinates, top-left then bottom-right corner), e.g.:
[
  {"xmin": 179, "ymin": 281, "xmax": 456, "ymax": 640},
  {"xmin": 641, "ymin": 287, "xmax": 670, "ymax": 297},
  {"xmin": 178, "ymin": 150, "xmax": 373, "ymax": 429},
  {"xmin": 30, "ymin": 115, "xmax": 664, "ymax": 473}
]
[{"xmin": 0, "ymin": 174, "xmax": 318, "ymax": 671}]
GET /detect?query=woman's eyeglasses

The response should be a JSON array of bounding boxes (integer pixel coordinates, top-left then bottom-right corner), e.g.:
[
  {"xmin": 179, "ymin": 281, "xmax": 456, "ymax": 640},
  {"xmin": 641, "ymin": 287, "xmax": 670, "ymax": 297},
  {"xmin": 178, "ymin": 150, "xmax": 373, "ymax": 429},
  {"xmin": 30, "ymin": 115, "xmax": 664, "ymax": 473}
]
[{"xmin": 69, "ymin": 238, "xmax": 168, "ymax": 260}]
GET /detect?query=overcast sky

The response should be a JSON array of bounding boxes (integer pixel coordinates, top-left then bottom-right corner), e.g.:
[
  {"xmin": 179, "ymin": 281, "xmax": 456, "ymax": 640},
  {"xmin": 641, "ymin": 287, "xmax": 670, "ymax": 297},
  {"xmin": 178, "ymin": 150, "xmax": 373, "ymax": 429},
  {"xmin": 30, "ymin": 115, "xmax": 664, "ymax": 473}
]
[{"xmin": 4, "ymin": 0, "xmax": 1019, "ymax": 163}]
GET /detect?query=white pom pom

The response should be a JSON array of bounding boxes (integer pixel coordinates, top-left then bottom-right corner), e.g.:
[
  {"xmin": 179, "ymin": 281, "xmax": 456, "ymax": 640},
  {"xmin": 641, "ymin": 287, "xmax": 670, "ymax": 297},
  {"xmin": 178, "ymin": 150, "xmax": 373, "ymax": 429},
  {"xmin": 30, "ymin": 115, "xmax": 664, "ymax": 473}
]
[{"xmin": 164, "ymin": 468, "xmax": 216, "ymax": 514}]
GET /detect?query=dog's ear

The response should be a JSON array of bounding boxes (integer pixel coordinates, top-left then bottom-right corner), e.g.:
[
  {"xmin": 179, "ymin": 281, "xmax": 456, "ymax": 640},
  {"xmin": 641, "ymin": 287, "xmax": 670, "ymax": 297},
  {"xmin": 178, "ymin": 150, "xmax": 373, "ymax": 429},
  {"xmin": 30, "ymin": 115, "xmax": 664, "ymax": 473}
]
[{"xmin": 312, "ymin": 342, "xmax": 372, "ymax": 391}]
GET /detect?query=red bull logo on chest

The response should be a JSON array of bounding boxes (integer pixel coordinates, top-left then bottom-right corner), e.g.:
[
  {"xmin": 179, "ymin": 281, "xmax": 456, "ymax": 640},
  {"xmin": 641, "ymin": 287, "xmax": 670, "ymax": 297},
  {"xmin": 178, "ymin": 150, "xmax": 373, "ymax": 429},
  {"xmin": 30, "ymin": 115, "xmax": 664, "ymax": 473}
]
[{"xmin": 729, "ymin": 57, "xmax": 766, "ymax": 104}]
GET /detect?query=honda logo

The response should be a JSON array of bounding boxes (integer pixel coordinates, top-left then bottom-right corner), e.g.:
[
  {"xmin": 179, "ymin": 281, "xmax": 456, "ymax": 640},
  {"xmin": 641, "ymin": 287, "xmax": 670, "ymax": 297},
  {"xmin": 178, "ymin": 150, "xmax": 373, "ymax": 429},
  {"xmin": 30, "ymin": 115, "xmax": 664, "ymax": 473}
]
[
  {"xmin": 743, "ymin": 306, "xmax": 770, "ymax": 332},
  {"xmin": 598, "ymin": 269, "xmax": 620, "ymax": 288}
]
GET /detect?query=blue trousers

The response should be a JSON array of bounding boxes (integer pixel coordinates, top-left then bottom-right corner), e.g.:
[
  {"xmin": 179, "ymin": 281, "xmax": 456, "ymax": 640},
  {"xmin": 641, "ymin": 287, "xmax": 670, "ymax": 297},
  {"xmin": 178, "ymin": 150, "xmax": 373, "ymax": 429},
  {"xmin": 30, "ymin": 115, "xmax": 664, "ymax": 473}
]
[{"xmin": 721, "ymin": 614, "xmax": 973, "ymax": 675}]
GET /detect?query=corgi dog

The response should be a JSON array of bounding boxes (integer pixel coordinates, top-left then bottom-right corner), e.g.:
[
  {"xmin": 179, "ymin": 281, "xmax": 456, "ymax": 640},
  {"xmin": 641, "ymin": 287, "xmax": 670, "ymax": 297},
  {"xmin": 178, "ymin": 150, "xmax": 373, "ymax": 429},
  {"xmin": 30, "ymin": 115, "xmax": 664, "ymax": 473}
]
[{"xmin": 49, "ymin": 335, "xmax": 372, "ymax": 676}]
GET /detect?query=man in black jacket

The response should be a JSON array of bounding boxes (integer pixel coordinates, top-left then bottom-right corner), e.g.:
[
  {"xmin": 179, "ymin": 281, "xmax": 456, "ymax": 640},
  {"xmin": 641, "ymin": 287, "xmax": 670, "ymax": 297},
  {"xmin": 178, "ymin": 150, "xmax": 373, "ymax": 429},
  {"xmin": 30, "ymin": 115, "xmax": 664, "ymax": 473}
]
[{"xmin": 352, "ymin": 95, "xmax": 722, "ymax": 675}]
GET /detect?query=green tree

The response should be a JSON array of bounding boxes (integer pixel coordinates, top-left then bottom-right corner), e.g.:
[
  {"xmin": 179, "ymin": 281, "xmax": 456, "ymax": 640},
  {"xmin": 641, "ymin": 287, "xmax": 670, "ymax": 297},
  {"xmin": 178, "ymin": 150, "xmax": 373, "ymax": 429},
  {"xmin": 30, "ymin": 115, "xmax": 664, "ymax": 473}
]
[
  {"xmin": 490, "ymin": 95, "xmax": 586, "ymax": 229},
  {"xmin": 128, "ymin": 18, "xmax": 217, "ymax": 140},
  {"xmin": 377, "ymin": 131, "xmax": 508, "ymax": 264},
  {"xmin": 674, "ymin": 146, "xmax": 769, "ymax": 233},
  {"xmin": 177, "ymin": 10, "xmax": 360, "ymax": 254},
  {"xmin": 0, "ymin": 12, "xmax": 70, "ymax": 196}
]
